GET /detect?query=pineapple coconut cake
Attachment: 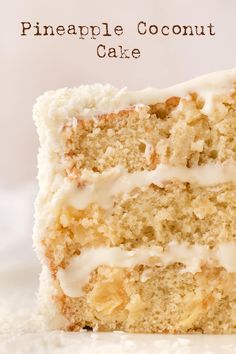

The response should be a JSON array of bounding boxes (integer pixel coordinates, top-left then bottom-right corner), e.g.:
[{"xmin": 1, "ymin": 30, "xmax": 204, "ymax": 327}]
[{"xmin": 33, "ymin": 69, "xmax": 236, "ymax": 333}]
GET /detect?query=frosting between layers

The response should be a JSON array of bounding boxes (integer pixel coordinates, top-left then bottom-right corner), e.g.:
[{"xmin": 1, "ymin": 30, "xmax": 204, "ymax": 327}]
[
  {"xmin": 57, "ymin": 243, "xmax": 236, "ymax": 297},
  {"xmin": 51, "ymin": 162, "xmax": 236, "ymax": 211}
]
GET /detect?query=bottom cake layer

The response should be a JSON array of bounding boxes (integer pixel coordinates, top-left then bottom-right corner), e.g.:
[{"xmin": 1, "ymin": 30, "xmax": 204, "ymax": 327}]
[{"xmin": 39, "ymin": 263, "xmax": 236, "ymax": 333}]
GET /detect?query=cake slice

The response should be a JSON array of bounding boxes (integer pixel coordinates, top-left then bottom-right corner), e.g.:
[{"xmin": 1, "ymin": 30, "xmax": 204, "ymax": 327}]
[{"xmin": 33, "ymin": 69, "xmax": 236, "ymax": 333}]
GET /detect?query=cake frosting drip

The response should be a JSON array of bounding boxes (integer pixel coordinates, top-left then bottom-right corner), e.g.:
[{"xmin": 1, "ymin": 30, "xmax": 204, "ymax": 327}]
[
  {"xmin": 35, "ymin": 68, "xmax": 236, "ymax": 122},
  {"xmin": 57, "ymin": 242, "xmax": 236, "ymax": 297},
  {"xmin": 51, "ymin": 162, "xmax": 236, "ymax": 211}
]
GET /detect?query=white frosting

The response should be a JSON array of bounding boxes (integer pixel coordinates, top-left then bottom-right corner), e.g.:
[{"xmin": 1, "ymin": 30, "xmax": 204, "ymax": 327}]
[
  {"xmin": 139, "ymin": 139, "xmax": 154, "ymax": 164},
  {"xmin": 33, "ymin": 69, "xmax": 236, "ymax": 153},
  {"xmin": 216, "ymin": 243, "xmax": 236, "ymax": 272},
  {"xmin": 40, "ymin": 68, "xmax": 236, "ymax": 121},
  {"xmin": 118, "ymin": 68, "xmax": 236, "ymax": 117},
  {"xmin": 57, "ymin": 243, "xmax": 236, "ymax": 297},
  {"xmin": 51, "ymin": 162, "xmax": 236, "ymax": 211}
]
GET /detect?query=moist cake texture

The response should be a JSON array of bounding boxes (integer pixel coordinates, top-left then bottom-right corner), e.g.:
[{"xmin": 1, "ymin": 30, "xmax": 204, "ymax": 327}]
[{"xmin": 33, "ymin": 69, "xmax": 236, "ymax": 333}]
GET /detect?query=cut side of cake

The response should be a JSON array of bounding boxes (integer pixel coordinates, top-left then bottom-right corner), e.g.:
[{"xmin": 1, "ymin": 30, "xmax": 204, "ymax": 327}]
[{"xmin": 33, "ymin": 69, "xmax": 236, "ymax": 333}]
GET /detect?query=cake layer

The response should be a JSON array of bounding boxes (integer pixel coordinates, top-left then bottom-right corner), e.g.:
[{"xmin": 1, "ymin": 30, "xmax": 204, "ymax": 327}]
[
  {"xmin": 40, "ymin": 264, "xmax": 236, "ymax": 333},
  {"xmin": 34, "ymin": 71, "xmax": 236, "ymax": 185},
  {"xmin": 57, "ymin": 91, "xmax": 236, "ymax": 176},
  {"xmin": 57, "ymin": 243, "xmax": 236, "ymax": 297},
  {"xmin": 42, "ymin": 180, "xmax": 236, "ymax": 270}
]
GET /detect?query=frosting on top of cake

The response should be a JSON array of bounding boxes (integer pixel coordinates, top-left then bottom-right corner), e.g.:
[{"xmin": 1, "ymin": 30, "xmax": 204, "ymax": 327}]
[{"xmin": 34, "ymin": 68, "xmax": 236, "ymax": 126}]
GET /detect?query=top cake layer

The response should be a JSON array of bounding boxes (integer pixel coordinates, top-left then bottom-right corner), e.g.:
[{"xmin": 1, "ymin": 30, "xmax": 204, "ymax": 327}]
[{"xmin": 34, "ymin": 69, "xmax": 236, "ymax": 146}]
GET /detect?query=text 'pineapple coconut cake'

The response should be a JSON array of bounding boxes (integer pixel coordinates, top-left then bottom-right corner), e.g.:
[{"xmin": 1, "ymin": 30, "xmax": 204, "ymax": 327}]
[{"xmin": 33, "ymin": 69, "xmax": 236, "ymax": 333}]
